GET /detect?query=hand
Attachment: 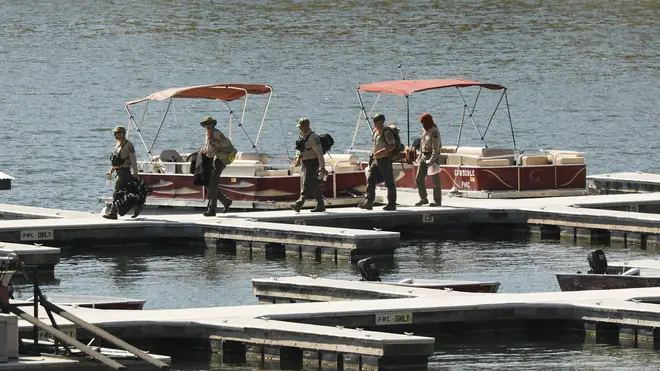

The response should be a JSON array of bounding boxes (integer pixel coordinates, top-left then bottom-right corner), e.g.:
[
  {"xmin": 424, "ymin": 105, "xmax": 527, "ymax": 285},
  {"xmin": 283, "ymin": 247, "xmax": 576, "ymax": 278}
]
[
  {"xmin": 428, "ymin": 161, "xmax": 435, "ymax": 167},
  {"xmin": 200, "ymin": 148, "xmax": 206, "ymax": 154},
  {"xmin": 293, "ymin": 157, "xmax": 301, "ymax": 167},
  {"xmin": 105, "ymin": 171, "xmax": 110, "ymax": 176},
  {"xmin": 321, "ymin": 168, "xmax": 329, "ymax": 175}
]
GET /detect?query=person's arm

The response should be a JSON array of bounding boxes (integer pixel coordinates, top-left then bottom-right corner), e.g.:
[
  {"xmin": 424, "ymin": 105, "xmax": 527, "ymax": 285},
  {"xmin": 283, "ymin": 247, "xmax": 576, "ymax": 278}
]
[
  {"xmin": 429, "ymin": 129, "xmax": 441, "ymax": 165},
  {"xmin": 373, "ymin": 130, "xmax": 396, "ymax": 157},
  {"xmin": 129, "ymin": 143, "xmax": 139, "ymax": 177},
  {"xmin": 310, "ymin": 135, "xmax": 326, "ymax": 171}
]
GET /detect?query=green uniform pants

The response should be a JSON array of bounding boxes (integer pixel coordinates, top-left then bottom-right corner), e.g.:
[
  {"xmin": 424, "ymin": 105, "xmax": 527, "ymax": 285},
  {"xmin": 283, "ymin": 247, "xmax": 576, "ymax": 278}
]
[
  {"xmin": 295, "ymin": 158, "xmax": 323, "ymax": 206},
  {"xmin": 416, "ymin": 159, "xmax": 442, "ymax": 204},
  {"xmin": 365, "ymin": 156, "xmax": 397, "ymax": 206},
  {"xmin": 109, "ymin": 168, "xmax": 133, "ymax": 215},
  {"xmin": 207, "ymin": 158, "xmax": 231, "ymax": 211}
]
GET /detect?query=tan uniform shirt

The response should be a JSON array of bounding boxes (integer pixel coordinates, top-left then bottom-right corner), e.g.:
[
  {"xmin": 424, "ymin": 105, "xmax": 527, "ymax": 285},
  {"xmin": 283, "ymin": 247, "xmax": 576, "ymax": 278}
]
[
  {"xmin": 114, "ymin": 139, "xmax": 138, "ymax": 175},
  {"xmin": 205, "ymin": 129, "xmax": 233, "ymax": 159},
  {"xmin": 372, "ymin": 128, "xmax": 396, "ymax": 159},
  {"xmin": 296, "ymin": 132, "xmax": 325, "ymax": 169},
  {"xmin": 419, "ymin": 125, "xmax": 441, "ymax": 163}
]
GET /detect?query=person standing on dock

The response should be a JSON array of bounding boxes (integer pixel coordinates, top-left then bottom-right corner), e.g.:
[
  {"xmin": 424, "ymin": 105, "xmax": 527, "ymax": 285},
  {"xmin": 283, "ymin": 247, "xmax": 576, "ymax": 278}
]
[
  {"xmin": 415, "ymin": 112, "xmax": 442, "ymax": 207},
  {"xmin": 359, "ymin": 113, "xmax": 397, "ymax": 211},
  {"xmin": 200, "ymin": 116, "xmax": 235, "ymax": 217},
  {"xmin": 291, "ymin": 117, "xmax": 327, "ymax": 213},
  {"xmin": 103, "ymin": 125, "xmax": 140, "ymax": 220}
]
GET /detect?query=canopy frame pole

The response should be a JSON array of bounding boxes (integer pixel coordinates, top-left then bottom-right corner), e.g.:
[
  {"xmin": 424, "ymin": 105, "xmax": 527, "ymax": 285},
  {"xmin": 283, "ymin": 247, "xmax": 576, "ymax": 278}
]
[
  {"xmin": 171, "ymin": 100, "xmax": 185, "ymax": 153},
  {"xmin": 504, "ymin": 89, "xmax": 517, "ymax": 149},
  {"xmin": 481, "ymin": 90, "xmax": 506, "ymax": 142},
  {"xmin": 457, "ymin": 104, "xmax": 466, "ymax": 147},
  {"xmin": 406, "ymin": 94, "xmax": 410, "ymax": 146},
  {"xmin": 254, "ymin": 87, "xmax": 273, "ymax": 146},
  {"xmin": 351, "ymin": 92, "xmax": 380, "ymax": 149},
  {"xmin": 456, "ymin": 87, "xmax": 488, "ymax": 148},
  {"xmin": 356, "ymin": 89, "xmax": 375, "ymax": 134},
  {"xmin": 125, "ymin": 103, "xmax": 155, "ymax": 165},
  {"xmin": 148, "ymin": 98, "xmax": 173, "ymax": 156},
  {"xmin": 222, "ymin": 87, "xmax": 258, "ymax": 152}
]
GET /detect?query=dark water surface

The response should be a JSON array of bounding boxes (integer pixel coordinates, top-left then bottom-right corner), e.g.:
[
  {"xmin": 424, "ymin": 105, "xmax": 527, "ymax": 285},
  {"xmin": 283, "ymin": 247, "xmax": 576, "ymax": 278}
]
[{"xmin": 2, "ymin": 0, "xmax": 660, "ymax": 369}]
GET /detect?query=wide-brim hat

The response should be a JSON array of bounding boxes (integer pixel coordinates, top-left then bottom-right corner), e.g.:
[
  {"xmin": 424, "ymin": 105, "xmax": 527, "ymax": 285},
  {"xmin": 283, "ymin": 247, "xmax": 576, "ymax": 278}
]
[
  {"xmin": 112, "ymin": 125, "xmax": 126, "ymax": 133},
  {"xmin": 200, "ymin": 116, "xmax": 217, "ymax": 127}
]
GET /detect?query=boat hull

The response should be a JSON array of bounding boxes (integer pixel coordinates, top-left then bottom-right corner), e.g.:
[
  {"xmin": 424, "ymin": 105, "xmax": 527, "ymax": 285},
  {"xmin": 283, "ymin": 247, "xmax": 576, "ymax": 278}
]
[
  {"xmin": 142, "ymin": 171, "xmax": 367, "ymax": 203},
  {"xmin": 393, "ymin": 164, "xmax": 586, "ymax": 193},
  {"xmin": 556, "ymin": 273, "xmax": 660, "ymax": 291},
  {"xmin": 381, "ymin": 280, "xmax": 500, "ymax": 293}
]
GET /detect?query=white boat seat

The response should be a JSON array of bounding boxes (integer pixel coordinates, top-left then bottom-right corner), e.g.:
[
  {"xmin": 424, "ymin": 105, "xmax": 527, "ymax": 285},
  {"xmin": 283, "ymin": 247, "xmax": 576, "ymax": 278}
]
[
  {"xmin": 256, "ymin": 169, "xmax": 289, "ymax": 177},
  {"xmin": 521, "ymin": 155, "xmax": 551, "ymax": 166},
  {"xmin": 445, "ymin": 147, "xmax": 515, "ymax": 166},
  {"xmin": 236, "ymin": 152, "xmax": 269, "ymax": 164},
  {"xmin": 158, "ymin": 150, "xmax": 185, "ymax": 173},
  {"xmin": 621, "ymin": 268, "xmax": 640, "ymax": 276}
]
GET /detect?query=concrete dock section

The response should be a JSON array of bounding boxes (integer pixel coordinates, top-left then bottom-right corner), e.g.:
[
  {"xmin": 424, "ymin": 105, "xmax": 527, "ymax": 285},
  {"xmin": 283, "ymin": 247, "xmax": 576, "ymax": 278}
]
[{"xmin": 0, "ymin": 242, "xmax": 59, "ymax": 271}]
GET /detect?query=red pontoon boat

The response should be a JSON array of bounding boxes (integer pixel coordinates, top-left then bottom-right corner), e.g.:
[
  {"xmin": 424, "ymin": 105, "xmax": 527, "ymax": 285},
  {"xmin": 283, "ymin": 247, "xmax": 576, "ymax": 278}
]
[
  {"xmin": 350, "ymin": 78, "xmax": 587, "ymax": 199},
  {"xmin": 102, "ymin": 83, "xmax": 369, "ymax": 212}
]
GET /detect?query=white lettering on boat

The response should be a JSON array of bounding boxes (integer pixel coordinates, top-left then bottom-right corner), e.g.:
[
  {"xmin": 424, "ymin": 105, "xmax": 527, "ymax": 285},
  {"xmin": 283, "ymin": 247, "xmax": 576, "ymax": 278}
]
[{"xmin": 454, "ymin": 169, "xmax": 475, "ymax": 177}]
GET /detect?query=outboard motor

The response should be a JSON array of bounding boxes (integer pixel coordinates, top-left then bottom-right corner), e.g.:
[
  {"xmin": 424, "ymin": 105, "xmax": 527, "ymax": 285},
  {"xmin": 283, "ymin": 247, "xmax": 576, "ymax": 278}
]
[
  {"xmin": 357, "ymin": 257, "xmax": 381, "ymax": 282},
  {"xmin": 587, "ymin": 249, "xmax": 608, "ymax": 274}
]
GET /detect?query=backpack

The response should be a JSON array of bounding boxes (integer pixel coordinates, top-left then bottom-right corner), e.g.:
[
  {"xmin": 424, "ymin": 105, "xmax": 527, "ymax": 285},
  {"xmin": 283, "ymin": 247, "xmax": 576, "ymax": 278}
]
[
  {"xmin": 318, "ymin": 133, "xmax": 334, "ymax": 154},
  {"xmin": 385, "ymin": 125, "xmax": 404, "ymax": 158}
]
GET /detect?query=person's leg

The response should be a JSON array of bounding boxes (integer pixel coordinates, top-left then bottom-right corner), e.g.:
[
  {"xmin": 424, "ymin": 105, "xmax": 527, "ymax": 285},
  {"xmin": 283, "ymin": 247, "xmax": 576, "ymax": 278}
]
[
  {"xmin": 204, "ymin": 159, "xmax": 223, "ymax": 216},
  {"xmin": 378, "ymin": 157, "xmax": 396, "ymax": 210},
  {"xmin": 105, "ymin": 168, "xmax": 130, "ymax": 219},
  {"xmin": 291, "ymin": 160, "xmax": 311, "ymax": 212},
  {"xmin": 431, "ymin": 171, "xmax": 442, "ymax": 206},
  {"xmin": 359, "ymin": 160, "xmax": 378, "ymax": 209},
  {"xmin": 307, "ymin": 159, "xmax": 325, "ymax": 212},
  {"xmin": 415, "ymin": 160, "xmax": 429, "ymax": 206},
  {"xmin": 214, "ymin": 161, "xmax": 232, "ymax": 212}
]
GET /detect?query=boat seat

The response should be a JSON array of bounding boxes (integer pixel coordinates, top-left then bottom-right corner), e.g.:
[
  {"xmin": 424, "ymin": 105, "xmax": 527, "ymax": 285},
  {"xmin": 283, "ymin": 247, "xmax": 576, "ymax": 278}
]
[
  {"xmin": 521, "ymin": 155, "xmax": 551, "ymax": 166},
  {"xmin": 446, "ymin": 147, "xmax": 515, "ymax": 166},
  {"xmin": 545, "ymin": 150, "xmax": 585, "ymax": 165},
  {"xmin": 223, "ymin": 160, "xmax": 264, "ymax": 177},
  {"xmin": 158, "ymin": 150, "xmax": 185, "ymax": 173},
  {"xmin": 256, "ymin": 169, "xmax": 289, "ymax": 177},
  {"xmin": 236, "ymin": 152, "xmax": 269, "ymax": 164}
]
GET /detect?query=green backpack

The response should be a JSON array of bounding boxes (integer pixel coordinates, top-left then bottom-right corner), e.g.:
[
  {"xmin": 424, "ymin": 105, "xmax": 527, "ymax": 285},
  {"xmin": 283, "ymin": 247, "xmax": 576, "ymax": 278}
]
[{"xmin": 385, "ymin": 124, "xmax": 405, "ymax": 158}]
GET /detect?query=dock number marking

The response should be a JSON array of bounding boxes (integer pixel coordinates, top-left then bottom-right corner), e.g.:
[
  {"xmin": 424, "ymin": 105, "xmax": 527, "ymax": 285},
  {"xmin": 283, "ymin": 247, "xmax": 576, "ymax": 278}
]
[
  {"xmin": 375, "ymin": 312, "xmax": 413, "ymax": 325},
  {"xmin": 20, "ymin": 230, "xmax": 54, "ymax": 241},
  {"xmin": 295, "ymin": 220, "xmax": 306, "ymax": 225},
  {"xmin": 39, "ymin": 327, "xmax": 76, "ymax": 341},
  {"xmin": 422, "ymin": 214, "xmax": 434, "ymax": 223}
]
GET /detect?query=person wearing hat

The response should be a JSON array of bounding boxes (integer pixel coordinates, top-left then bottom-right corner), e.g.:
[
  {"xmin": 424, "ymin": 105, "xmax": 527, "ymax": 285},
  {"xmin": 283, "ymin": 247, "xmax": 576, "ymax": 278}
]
[
  {"xmin": 199, "ymin": 116, "xmax": 234, "ymax": 216},
  {"xmin": 415, "ymin": 112, "xmax": 442, "ymax": 206},
  {"xmin": 359, "ymin": 113, "xmax": 397, "ymax": 211},
  {"xmin": 291, "ymin": 117, "xmax": 327, "ymax": 212},
  {"xmin": 103, "ymin": 125, "xmax": 140, "ymax": 219}
]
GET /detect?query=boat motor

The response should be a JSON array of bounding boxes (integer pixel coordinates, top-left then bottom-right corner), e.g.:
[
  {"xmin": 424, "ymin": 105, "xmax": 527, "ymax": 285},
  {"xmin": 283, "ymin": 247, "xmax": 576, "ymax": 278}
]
[
  {"xmin": 587, "ymin": 249, "xmax": 608, "ymax": 274},
  {"xmin": 357, "ymin": 257, "xmax": 381, "ymax": 282}
]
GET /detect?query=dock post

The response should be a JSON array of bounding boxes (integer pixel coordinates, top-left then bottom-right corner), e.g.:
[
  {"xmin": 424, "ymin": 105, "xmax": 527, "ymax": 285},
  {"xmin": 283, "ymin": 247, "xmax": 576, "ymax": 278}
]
[
  {"xmin": 528, "ymin": 225, "xmax": 560, "ymax": 240},
  {"xmin": 302, "ymin": 349, "xmax": 321, "ymax": 370},
  {"xmin": 584, "ymin": 321, "xmax": 618, "ymax": 345},
  {"xmin": 251, "ymin": 242, "xmax": 285, "ymax": 259},
  {"xmin": 301, "ymin": 245, "xmax": 322, "ymax": 261},
  {"xmin": 285, "ymin": 244, "xmax": 302, "ymax": 260},
  {"xmin": 610, "ymin": 231, "xmax": 642, "ymax": 248},
  {"xmin": 361, "ymin": 355, "xmax": 430, "ymax": 371},
  {"xmin": 236, "ymin": 241, "xmax": 252, "ymax": 258},
  {"xmin": 342, "ymin": 352, "xmax": 360, "ymax": 371},
  {"xmin": 644, "ymin": 234, "xmax": 660, "ymax": 249},
  {"xmin": 209, "ymin": 338, "xmax": 245, "ymax": 363},
  {"xmin": 245, "ymin": 344, "xmax": 264, "ymax": 367},
  {"xmin": 618, "ymin": 326, "xmax": 637, "ymax": 348},
  {"xmin": 560, "ymin": 226, "xmax": 576, "ymax": 243},
  {"xmin": 262, "ymin": 346, "xmax": 301, "ymax": 369},
  {"xmin": 637, "ymin": 327, "xmax": 658, "ymax": 350},
  {"xmin": 320, "ymin": 351, "xmax": 340, "ymax": 371}
]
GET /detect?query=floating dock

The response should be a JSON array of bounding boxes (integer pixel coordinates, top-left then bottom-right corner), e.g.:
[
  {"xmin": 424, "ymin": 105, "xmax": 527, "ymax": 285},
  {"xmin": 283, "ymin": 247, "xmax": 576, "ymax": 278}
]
[
  {"xmin": 6, "ymin": 181, "xmax": 660, "ymax": 261},
  {"xmin": 13, "ymin": 280, "xmax": 660, "ymax": 370},
  {"xmin": 587, "ymin": 172, "xmax": 660, "ymax": 194},
  {"xmin": 0, "ymin": 242, "xmax": 59, "ymax": 272}
]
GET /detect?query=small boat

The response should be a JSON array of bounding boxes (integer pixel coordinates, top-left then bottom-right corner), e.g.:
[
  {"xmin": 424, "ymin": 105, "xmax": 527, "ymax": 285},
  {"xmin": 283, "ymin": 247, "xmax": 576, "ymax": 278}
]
[
  {"xmin": 102, "ymin": 83, "xmax": 369, "ymax": 213},
  {"xmin": 556, "ymin": 249, "xmax": 660, "ymax": 291},
  {"xmin": 381, "ymin": 278, "xmax": 500, "ymax": 293},
  {"xmin": 357, "ymin": 257, "xmax": 500, "ymax": 293},
  {"xmin": 350, "ymin": 78, "xmax": 588, "ymax": 199},
  {"xmin": 17, "ymin": 294, "xmax": 146, "ymax": 310}
]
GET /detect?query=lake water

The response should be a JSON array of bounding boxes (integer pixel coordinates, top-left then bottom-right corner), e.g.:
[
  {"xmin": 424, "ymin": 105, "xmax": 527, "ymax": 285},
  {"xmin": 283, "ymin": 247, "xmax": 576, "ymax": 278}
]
[{"xmin": 1, "ymin": 0, "xmax": 659, "ymax": 369}]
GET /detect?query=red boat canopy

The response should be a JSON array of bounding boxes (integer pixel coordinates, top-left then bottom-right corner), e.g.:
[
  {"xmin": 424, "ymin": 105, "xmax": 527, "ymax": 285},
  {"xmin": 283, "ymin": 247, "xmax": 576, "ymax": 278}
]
[
  {"xmin": 126, "ymin": 84, "xmax": 272, "ymax": 105},
  {"xmin": 359, "ymin": 79, "xmax": 505, "ymax": 96}
]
